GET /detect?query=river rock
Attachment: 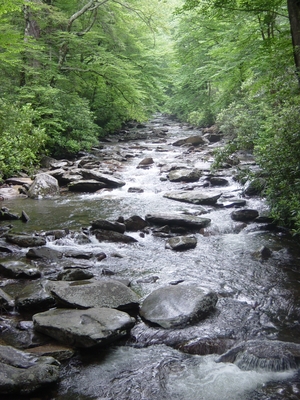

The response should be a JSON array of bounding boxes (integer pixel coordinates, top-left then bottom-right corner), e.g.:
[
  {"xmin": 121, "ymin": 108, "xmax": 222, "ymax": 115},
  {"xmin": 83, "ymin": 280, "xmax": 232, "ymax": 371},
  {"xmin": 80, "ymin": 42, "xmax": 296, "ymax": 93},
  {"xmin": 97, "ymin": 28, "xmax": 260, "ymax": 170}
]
[
  {"xmin": 26, "ymin": 246, "xmax": 63, "ymax": 260},
  {"xmin": 91, "ymin": 218, "xmax": 126, "ymax": 233},
  {"xmin": 140, "ymin": 285, "xmax": 218, "ymax": 329},
  {"xmin": 0, "ymin": 345, "xmax": 60, "ymax": 394},
  {"xmin": 0, "ymin": 260, "xmax": 41, "ymax": 279},
  {"xmin": 165, "ymin": 235, "xmax": 197, "ymax": 251},
  {"xmin": 6, "ymin": 233, "xmax": 46, "ymax": 247},
  {"xmin": 47, "ymin": 279, "xmax": 140, "ymax": 312},
  {"xmin": 0, "ymin": 288, "xmax": 14, "ymax": 310},
  {"xmin": 168, "ymin": 168, "xmax": 202, "ymax": 182},
  {"xmin": 145, "ymin": 213, "xmax": 211, "ymax": 230},
  {"xmin": 208, "ymin": 177, "xmax": 229, "ymax": 186},
  {"xmin": 68, "ymin": 179, "xmax": 108, "ymax": 192},
  {"xmin": 231, "ymin": 209, "xmax": 259, "ymax": 222},
  {"xmin": 164, "ymin": 191, "xmax": 222, "ymax": 205},
  {"xmin": 33, "ymin": 307, "xmax": 136, "ymax": 348},
  {"xmin": 243, "ymin": 177, "xmax": 266, "ymax": 196},
  {"xmin": 0, "ymin": 208, "xmax": 19, "ymax": 220},
  {"xmin": 172, "ymin": 135, "xmax": 206, "ymax": 147},
  {"xmin": 81, "ymin": 169, "xmax": 125, "ymax": 188},
  {"xmin": 93, "ymin": 229, "xmax": 138, "ymax": 243},
  {"xmin": 27, "ymin": 173, "xmax": 59, "ymax": 199},
  {"xmin": 124, "ymin": 215, "xmax": 148, "ymax": 231},
  {"xmin": 25, "ymin": 343, "xmax": 75, "ymax": 362},
  {"xmin": 220, "ymin": 199, "xmax": 247, "ymax": 208},
  {"xmin": 15, "ymin": 281, "xmax": 56, "ymax": 312},
  {"xmin": 137, "ymin": 157, "xmax": 154, "ymax": 168},
  {"xmin": 217, "ymin": 340, "xmax": 300, "ymax": 371},
  {"xmin": 57, "ymin": 268, "xmax": 94, "ymax": 281}
]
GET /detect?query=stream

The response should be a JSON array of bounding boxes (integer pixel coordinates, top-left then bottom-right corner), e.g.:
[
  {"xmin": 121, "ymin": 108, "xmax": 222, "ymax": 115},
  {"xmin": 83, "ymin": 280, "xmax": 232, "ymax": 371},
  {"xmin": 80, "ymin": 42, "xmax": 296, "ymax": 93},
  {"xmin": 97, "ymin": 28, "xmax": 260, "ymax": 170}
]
[{"xmin": 1, "ymin": 114, "xmax": 300, "ymax": 399}]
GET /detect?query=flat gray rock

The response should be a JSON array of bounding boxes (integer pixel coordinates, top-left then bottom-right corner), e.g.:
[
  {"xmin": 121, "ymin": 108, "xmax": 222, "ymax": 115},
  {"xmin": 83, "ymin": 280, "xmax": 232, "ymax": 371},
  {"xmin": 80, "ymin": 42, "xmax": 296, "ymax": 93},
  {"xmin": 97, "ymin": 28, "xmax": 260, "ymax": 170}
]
[
  {"xmin": 163, "ymin": 190, "xmax": 222, "ymax": 205},
  {"xmin": 145, "ymin": 213, "xmax": 211, "ymax": 229},
  {"xmin": 0, "ymin": 345, "xmax": 60, "ymax": 394},
  {"xmin": 6, "ymin": 233, "xmax": 46, "ymax": 247},
  {"xmin": 81, "ymin": 169, "xmax": 125, "ymax": 187},
  {"xmin": 140, "ymin": 285, "xmax": 218, "ymax": 329},
  {"xmin": 47, "ymin": 279, "xmax": 140, "ymax": 312},
  {"xmin": 33, "ymin": 307, "xmax": 136, "ymax": 348}
]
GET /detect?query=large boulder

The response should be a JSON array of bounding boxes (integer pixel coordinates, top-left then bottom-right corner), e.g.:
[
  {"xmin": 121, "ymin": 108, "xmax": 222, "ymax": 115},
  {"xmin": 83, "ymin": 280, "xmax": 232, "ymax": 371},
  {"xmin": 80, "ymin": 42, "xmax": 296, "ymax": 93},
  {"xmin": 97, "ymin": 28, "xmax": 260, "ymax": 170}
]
[
  {"xmin": 145, "ymin": 213, "xmax": 211, "ymax": 230},
  {"xmin": 81, "ymin": 169, "xmax": 125, "ymax": 188},
  {"xmin": 231, "ymin": 209, "xmax": 259, "ymax": 222},
  {"xmin": 0, "ymin": 345, "xmax": 60, "ymax": 395},
  {"xmin": 27, "ymin": 173, "xmax": 59, "ymax": 199},
  {"xmin": 91, "ymin": 219, "xmax": 126, "ymax": 233},
  {"xmin": 46, "ymin": 279, "xmax": 140, "ymax": 312},
  {"xmin": 172, "ymin": 135, "xmax": 206, "ymax": 147},
  {"xmin": 165, "ymin": 235, "xmax": 197, "ymax": 251},
  {"xmin": 243, "ymin": 178, "xmax": 266, "ymax": 196},
  {"xmin": 163, "ymin": 190, "xmax": 222, "ymax": 205},
  {"xmin": 124, "ymin": 215, "xmax": 148, "ymax": 231},
  {"xmin": 168, "ymin": 168, "xmax": 202, "ymax": 182},
  {"xmin": 140, "ymin": 285, "xmax": 218, "ymax": 329},
  {"xmin": 68, "ymin": 180, "xmax": 107, "ymax": 192},
  {"xmin": 33, "ymin": 307, "xmax": 135, "ymax": 348},
  {"xmin": 137, "ymin": 157, "xmax": 154, "ymax": 169},
  {"xmin": 217, "ymin": 340, "xmax": 300, "ymax": 371}
]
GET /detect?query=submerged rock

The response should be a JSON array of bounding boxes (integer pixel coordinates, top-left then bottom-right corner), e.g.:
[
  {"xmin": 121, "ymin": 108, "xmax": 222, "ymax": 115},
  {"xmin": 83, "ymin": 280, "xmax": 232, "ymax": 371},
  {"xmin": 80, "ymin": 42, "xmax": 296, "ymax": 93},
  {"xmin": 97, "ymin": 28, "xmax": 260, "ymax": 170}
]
[
  {"xmin": 140, "ymin": 285, "xmax": 218, "ymax": 329},
  {"xmin": 47, "ymin": 279, "xmax": 140, "ymax": 312},
  {"xmin": 164, "ymin": 190, "xmax": 222, "ymax": 205},
  {"xmin": 217, "ymin": 340, "xmax": 300, "ymax": 371},
  {"xmin": 0, "ymin": 345, "xmax": 60, "ymax": 394},
  {"xmin": 33, "ymin": 307, "xmax": 135, "ymax": 348},
  {"xmin": 165, "ymin": 235, "xmax": 197, "ymax": 251}
]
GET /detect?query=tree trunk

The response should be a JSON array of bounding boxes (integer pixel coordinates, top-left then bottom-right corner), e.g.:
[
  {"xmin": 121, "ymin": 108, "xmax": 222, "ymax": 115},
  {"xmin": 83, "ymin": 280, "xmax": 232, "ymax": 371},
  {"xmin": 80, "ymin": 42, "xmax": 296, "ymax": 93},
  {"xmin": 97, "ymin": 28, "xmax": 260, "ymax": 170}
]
[{"xmin": 287, "ymin": 0, "xmax": 300, "ymax": 83}]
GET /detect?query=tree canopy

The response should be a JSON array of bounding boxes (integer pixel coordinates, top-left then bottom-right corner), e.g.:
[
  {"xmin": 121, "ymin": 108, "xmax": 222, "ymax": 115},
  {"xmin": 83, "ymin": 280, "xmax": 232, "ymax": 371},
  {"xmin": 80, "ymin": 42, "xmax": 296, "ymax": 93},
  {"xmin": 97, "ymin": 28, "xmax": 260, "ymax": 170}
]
[{"xmin": 1, "ymin": 0, "xmax": 300, "ymax": 232}]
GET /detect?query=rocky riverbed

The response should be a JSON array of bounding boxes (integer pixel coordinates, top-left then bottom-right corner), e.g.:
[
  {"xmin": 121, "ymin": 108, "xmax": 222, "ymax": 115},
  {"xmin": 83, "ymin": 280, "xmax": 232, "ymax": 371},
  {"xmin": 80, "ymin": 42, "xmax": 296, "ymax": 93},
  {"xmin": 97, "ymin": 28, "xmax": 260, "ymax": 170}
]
[{"xmin": 0, "ymin": 115, "xmax": 300, "ymax": 399}]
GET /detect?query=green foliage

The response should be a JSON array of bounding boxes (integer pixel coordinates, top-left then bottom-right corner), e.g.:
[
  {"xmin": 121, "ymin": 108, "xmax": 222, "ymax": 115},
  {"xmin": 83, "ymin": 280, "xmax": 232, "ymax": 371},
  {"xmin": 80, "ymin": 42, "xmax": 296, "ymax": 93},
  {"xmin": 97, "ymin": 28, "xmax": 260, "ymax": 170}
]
[
  {"xmin": 255, "ymin": 96, "xmax": 300, "ymax": 233},
  {"xmin": 18, "ymin": 86, "xmax": 101, "ymax": 158},
  {"xmin": 0, "ymin": 100, "xmax": 46, "ymax": 180}
]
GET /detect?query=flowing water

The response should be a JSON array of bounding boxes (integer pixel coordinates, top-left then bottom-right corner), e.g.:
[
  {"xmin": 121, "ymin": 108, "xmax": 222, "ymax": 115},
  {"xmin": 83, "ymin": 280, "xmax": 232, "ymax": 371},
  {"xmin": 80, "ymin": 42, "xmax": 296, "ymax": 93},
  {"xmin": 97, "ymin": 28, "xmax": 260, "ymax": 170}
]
[{"xmin": 2, "ymin": 115, "xmax": 300, "ymax": 399}]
